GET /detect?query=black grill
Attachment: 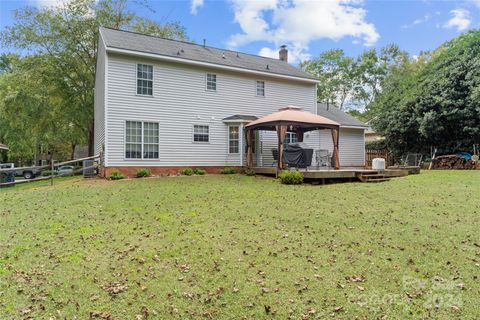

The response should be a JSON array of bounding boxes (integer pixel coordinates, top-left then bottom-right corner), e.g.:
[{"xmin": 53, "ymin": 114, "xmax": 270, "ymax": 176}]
[{"xmin": 284, "ymin": 142, "xmax": 313, "ymax": 168}]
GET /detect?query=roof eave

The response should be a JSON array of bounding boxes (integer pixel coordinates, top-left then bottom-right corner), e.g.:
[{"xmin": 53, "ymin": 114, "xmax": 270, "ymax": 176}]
[
  {"xmin": 340, "ymin": 125, "xmax": 368, "ymax": 129},
  {"xmin": 105, "ymin": 46, "xmax": 320, "ymax": 84}
]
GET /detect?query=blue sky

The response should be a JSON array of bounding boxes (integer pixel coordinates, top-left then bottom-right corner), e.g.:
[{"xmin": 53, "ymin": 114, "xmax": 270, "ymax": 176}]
[{"xmin": 1, "ymin": 0, "xmax": 479, "ymax": 63}]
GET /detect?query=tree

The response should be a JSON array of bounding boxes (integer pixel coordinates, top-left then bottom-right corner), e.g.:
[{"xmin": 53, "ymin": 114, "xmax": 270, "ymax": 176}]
[
  {"xmin": 354, "ymin": 44, "xmax": 408, "ymax": 109},
  {"xmin": 301, "ymin": 49, "xmax": 356, "ymax": 109},
  {"xmin": 370, "ymin": 30, "xmax": 480, "ymax": 156},
  {"xmin": 301, "ymin": 45, "xmax": 407, "ymax": 111},
  {"xmin": 0, "ymin": 0, "xmax": 188, "ymax": 158}
]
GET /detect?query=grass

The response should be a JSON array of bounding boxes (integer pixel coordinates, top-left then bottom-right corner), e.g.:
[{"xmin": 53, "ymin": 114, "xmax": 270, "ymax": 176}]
[{"xmin": 0, "ymin": 171, "xmax": 479, "ymax": 319}]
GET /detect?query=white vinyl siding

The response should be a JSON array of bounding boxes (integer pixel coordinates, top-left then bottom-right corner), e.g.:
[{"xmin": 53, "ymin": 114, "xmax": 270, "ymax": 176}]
[
  {"xmin": 206, "ymin": 73, "xmax": 216, "ymax": 91},
  {"xmin": 229, "ymin": 126, "xmax": 239, "ymax": 154},
  {"xmin": 137, "ymin": 64, "xmax": 153, "ymax": 95},
  {"xmin": 105, "ymin": 53, "xmax": 317, "ymax": 167},
  {"xmin": 256, "ymin": 80, "xmax": 265, "ymax": 97},
  {"xmin": 318, "ymin": 128, "xmax": 365, "ymax": 167}
]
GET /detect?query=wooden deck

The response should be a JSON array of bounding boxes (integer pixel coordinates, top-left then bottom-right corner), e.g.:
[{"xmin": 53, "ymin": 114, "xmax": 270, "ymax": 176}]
[{"xmin": 252, "ymin": 166, "xmax": 412, "ymax": 182}]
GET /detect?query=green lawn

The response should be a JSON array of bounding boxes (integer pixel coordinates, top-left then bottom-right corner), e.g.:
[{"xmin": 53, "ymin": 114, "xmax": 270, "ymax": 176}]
[{"xmin": 1, "ymin": 171, "xmax": 479, "ymax": 319}]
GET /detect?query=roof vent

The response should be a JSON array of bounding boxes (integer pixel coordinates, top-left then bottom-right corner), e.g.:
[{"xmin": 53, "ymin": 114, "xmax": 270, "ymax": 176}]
[
  {"xmin": 266, "ymin": 64, "xmax": 269, "ymax": 70},
  {"xmin": 236, "ymin": 52, "xmax": 239, "ymax": 58},
  {"xmin": 222, "ymin": 53, "xmax": 226, "ymax": 59},
  {"xmin": 180, "ymin": 49, "xmax": 184, "ymax": 53},
  {"xmin": 203, "ymin": 39, "xmax": 206, "ymax": 47},
  {"xmin": 177, "ymin": 50, "xmax": 181, "ymax": 55}
]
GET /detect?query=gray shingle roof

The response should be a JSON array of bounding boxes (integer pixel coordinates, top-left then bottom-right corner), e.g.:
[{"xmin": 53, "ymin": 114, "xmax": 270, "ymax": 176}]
[
  {"xmin": 316, "ymin": 103, "xmax": 367, "ymax": 128},
  {"xmin": 100, "ymin": 27, "xmax": 317, "ymax": 81},
  {"xmin": 222, "ymin": 115, "xmax": 258, "ymax": 122}
]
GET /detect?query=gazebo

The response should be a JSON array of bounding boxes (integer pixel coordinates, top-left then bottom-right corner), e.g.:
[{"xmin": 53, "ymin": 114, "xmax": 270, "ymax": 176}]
[{"xmin": 245, "ymin": 106, "xmax": 341, "ymax": 170}]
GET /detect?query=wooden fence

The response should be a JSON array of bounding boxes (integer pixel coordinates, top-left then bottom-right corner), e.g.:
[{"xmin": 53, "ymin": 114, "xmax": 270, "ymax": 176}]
[
  {"xmin": 365, "ymin": 149, "xmax": 394, "ymax": 167},
  {"xmin": 0, "ymin": 154, "xmax": 100, "ymax": 187}
]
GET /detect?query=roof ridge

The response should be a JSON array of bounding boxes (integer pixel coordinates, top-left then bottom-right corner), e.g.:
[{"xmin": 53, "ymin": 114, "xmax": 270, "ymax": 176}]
[{"xmin": 100, "ymin": 27, "xmax": 291, "ymax": 65}]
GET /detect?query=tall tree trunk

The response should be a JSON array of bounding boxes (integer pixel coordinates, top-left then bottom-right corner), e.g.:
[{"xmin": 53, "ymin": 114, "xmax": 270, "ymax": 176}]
[
  {"xmin": 88, "ymin": 120, "xmax": 94, "ymax": 156},
  {"xmin": 71, "ymin": 143, "xmax": 76, "ymax": 160}
]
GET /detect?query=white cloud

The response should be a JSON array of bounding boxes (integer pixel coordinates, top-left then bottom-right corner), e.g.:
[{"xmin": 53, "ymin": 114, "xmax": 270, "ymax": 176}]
[
  {"xmin": 29, "ymin": 0, "xmax": 64, "ymax": 7},
  {"xmin": 444, "ymin": 9, "xmax": 471, "ymax": 31},
  {"xmin": 469, "ymin": 0, "xmax": 480, "ymax": 8},
  {"xmin": 227, "ymin": 0, "xmax": 379, "ymax": 64},
  {"xmin": 402, "ymin": 13, "xmax": 432, "ymax": 29},
  {"xmin": 190, "ymin": 0, "xmax": 204, "ymax": 15}
]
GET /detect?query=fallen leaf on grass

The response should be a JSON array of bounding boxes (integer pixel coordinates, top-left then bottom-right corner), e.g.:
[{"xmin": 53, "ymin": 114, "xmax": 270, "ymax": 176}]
[
  {"xmin": 104, "ymin": 283, "xmax": 128, "ymax": 295},
  {"xmin": 90, "ymin": 311, "xmax": 112, "ymax": 319}
]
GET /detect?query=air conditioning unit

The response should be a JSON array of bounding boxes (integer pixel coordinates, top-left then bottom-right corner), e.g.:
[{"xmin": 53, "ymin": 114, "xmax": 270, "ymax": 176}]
[{"xmin": 83, "ymin": 160, "xmax": 97, "ymax": 177}]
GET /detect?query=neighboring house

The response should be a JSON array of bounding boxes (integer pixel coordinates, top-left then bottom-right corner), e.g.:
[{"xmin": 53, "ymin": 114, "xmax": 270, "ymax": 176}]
[
  {"xmin": 94, "ymin": 28, "xmax": 366, "ymax": 175},
  {"xmin": 365, "ymin": 126, "xmax": 384, "ymax": 142},
  {"xmin": 0, "ymin": 143, "xmax": 8, "ymax": 151}
]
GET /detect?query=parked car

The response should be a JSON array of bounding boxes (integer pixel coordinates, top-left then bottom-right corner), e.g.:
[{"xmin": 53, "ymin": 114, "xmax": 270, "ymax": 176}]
[
  {"xmin": 56, "ymin": 166, "xmax": 75, "ymax": 175},
  {"xmin": 0, "ymin": 163, "xmax": 41, "ymax": 179}
]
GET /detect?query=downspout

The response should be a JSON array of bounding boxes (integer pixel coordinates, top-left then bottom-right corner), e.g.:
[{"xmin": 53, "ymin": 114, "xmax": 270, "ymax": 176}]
[{"xmin": 240, "ymin": 123, "xmax": 244, "ymax": 167}]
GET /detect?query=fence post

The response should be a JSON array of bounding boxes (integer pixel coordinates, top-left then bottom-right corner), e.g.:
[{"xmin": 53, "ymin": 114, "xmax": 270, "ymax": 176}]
[{"xmin": 50, "ymin": 155, "xmax": 54, "ymax": 186}]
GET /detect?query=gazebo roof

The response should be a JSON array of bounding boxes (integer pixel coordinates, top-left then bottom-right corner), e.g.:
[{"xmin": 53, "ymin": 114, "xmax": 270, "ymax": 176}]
[
  {"xmin": 0, "ymin": 143, "xmax": 8, "ymax": 151},
  {"xmin": 245, "ymin": 106, "xmax": 340, "ymax": 131}
]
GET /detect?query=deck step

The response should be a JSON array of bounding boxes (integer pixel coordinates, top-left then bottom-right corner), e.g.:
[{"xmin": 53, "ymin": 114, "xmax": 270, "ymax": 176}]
[
  {"xmin": 357, "ymin": 172, "xmax": 391, "ymax": 183},
  {"xmin": 364, "ymin": 177, "xmax": 391, "ymax": 183}
]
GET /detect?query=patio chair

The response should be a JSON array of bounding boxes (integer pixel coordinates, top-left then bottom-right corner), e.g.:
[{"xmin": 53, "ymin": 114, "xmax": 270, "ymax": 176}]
[
  {"xmin": 315, "ymin": 149, "xmax": 330, "ymax": 168},
  {"xmin": 271, "ymin": 149, "xmax": 279, "ymax": 167}
]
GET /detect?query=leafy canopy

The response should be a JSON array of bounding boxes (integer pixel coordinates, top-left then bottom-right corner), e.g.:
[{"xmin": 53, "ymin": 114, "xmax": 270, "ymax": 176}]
[
  {"xmin": 370, "ymin": 30, "xmax": 480, "ymax": 156},
  {"xmin": 0, "ymin": 0, "xmax": 188, "ymax": 162}
]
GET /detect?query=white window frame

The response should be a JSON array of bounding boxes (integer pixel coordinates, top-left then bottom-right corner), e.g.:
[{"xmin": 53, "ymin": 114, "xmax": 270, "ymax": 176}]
[
  {"xmin": 284, "ymin": 131, "xmax": 297, "ymax": 145},
  {"xmin": 228, "ymin": 125, "xmax": 240, "ymax": 154},
  {"xmin": 124, "ymin": 120, "xmax": 160, "ymax": 160},
  {"xmin": 136, "ymin": 63, "xmax": 153, "ymax": 96},
  {"xmin": 206, "ymin": 73, "xmax": 217, "ymax": 92},
  {"xmin": 256, "ymin": 80, "xmax": 265, "ymax": 97},
  {"xmin": 193, "ymin": 124, "xmax": 210, "ymax": 143}
]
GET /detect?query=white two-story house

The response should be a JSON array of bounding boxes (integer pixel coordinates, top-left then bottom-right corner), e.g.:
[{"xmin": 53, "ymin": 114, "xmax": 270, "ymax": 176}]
[{"xmin": 94, "ymin": 27, "xmax": 366, "ymax": 176}]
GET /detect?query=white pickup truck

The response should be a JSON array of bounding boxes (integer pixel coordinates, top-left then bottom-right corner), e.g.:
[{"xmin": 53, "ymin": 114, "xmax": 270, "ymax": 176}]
[{"xmin": 0, "ymin": 163, "xmax": 41, "ymax": 179}]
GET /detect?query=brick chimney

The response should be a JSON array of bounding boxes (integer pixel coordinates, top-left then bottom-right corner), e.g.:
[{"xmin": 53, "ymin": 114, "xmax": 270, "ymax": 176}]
[{"xmin": 279, "ymin": 45, "xmax": 288, "ymax": 62}]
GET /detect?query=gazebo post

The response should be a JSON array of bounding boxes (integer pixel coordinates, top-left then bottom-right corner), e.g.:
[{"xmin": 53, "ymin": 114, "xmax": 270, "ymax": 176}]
[
  {"xmin": 276, "ymin": 125, "xmax": 287, "ymax": 170},
  {"xmin": 246, "ymin": 128, "xmax": 253, "ymax": 168},
  {"xmin": 331, "ymin": 127, "xmax": 340, "ymax": 170}
]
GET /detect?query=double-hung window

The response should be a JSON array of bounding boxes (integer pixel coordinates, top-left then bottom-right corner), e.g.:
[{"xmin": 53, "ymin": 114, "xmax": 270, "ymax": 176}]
[
  {"xmin": 137, "ymin": 64, "xmax": 153, "ymax": 96},
  {"xmin": 206, "ymin": 73, "xmax": 217, "ymax": 91},
  {"xmin": 193, "ymin": 125, "xmax": 209, "ymax": 142},
  {"xmin": 125, "ymin": 121, "xmax": 159, "ymax": 159},
  {"xmin": 229, "ymin": 126, "xmax": 239, "ymax": 154},
  {"xmin": 256, "ymin": 81, "xmax": 265, "ymax": 97},
  {"xmin": 284, "ymin": 131, "xmax": 297, "ymax": 145}
]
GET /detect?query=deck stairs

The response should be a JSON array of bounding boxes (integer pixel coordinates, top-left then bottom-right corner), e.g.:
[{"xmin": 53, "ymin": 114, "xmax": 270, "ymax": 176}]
[{"xmin": 357, "ymin": 171, "xmax": 391, "ymax": 183}]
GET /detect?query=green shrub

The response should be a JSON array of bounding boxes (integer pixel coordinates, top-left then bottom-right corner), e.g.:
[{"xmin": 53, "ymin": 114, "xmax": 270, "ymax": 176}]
[
  {"xmin": 192, "ymin": 168, "xmax": 206, "ymax": 175},
  {"xmin": 109, "ymin": 170, "xmax": 125, "ymax": 180},
  {"xmin": 180, "ymin": 168, "xmax": 194, "ymax": 176},
  {"xmin": 278, "ymin": 170, "xmax": 304, "ymax": 185},
  {"xmin": 244, "ymin": 169, "xmax": 256, "ymax": 176},
  {"xmin": 220, "ymin": 167, "xmax": 238, "ymax": 174},
  {"xmin": 136, "ymin": 168, "xmax": 152, "ymax": 178}
]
